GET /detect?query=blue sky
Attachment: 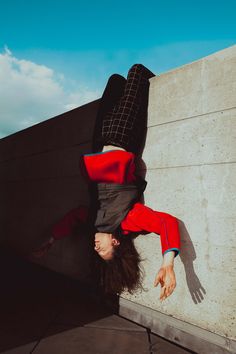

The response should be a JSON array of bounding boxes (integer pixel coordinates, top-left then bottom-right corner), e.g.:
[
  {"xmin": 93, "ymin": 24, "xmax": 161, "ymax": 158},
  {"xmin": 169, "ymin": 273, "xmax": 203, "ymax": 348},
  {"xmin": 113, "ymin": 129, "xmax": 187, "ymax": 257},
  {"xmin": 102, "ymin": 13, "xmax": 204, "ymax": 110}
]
[{"xmin": 0, "ymin": 0, "xmax": 235, "ymax": 138}]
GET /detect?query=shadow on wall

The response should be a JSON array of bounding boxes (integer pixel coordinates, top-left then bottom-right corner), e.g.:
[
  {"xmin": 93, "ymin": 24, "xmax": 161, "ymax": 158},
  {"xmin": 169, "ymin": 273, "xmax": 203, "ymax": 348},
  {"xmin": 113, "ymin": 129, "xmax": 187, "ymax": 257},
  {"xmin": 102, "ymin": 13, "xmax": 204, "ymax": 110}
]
[
  {"xmin": 178, "ymin": 220, "xmax": 206, "ymax": 304},
  {"xmin": 0, "ymin": 99, "xmax": 101, "ymax": 285},
  {"xmin": 137, "ymin": 159, "xmax": 205, "ymax": 304}
]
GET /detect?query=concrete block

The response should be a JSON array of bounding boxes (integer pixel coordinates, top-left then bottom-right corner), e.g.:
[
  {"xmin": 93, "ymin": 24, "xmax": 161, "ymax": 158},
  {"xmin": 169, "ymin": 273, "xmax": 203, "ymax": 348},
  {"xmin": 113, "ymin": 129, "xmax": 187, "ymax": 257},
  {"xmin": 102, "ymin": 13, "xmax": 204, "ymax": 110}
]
[
  {"xmin": 122, "ymin": 46, "xmax": 236, "ymax": 345},
  {"xmin": 121, "ymin": 162, "xmax": 236, "ymax": 338},
  {"xmin": 143, "ymin": 164, "xmax": 236, "ymax": 247},
  {"xmin": 148, "ymin": 45, "xmax": 236, "ymax": 126},
  {"xmin": 143, "ymin": 108, "xmax": 236, "ymax": 168},
  {"xmin": 145, "ymin": 164, "xmax": 236, "ymax": 246}
]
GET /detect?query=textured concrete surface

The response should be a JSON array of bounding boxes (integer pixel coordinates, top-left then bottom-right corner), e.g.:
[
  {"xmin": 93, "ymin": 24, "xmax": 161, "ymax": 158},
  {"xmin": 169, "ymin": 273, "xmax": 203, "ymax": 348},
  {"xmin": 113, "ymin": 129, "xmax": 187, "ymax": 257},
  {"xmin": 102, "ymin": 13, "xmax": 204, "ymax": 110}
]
[
  {"xmin": 122, "ymin": 45, "xmax": 236, "ymax": 344},
  {"xmin": 0, "ymin": 100, "xmax": 99, "ymax": 283},
  {"xmin": 0, "ymin": 251, "xmax": 193, "ymax": 354},
  {"xmin": 32, "ymin": 327, "xmax": 150, "ymax": 354},
  {"xmin": 119, "ymin": 298, "xmax": 236, "ymax": 354},
  {"xmin": 148, "ymin": 45, "xmax": 236, "ymax": 126}
]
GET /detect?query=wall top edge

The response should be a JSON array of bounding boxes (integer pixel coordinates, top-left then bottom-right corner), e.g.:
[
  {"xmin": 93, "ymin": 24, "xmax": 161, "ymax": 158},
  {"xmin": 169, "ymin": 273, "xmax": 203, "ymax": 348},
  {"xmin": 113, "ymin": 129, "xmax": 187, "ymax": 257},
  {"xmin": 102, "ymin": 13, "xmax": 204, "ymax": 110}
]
[
  {"xmin": 0, "ymin": 98, "xmax": 100, "ymax": 143},
  {"xmin": 150, "ymin": 44, "xmax": 236, "ymax": 81}
]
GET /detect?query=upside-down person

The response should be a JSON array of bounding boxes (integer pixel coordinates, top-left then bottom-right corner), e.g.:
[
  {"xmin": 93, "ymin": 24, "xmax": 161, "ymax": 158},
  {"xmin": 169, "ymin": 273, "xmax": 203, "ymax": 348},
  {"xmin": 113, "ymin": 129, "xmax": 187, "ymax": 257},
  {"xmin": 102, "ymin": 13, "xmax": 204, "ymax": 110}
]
[{"xmin": 32, "ymin": 64, "xmax": 180, "ymax": 301}]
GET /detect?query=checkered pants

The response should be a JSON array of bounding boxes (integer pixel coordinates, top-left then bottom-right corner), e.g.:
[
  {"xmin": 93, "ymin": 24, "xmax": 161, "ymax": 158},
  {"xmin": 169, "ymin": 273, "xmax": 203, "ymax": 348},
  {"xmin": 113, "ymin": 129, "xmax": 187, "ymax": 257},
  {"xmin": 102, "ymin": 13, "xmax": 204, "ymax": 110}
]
[{"xmin": 93, "ymin": 64, "xmax": 155, "ymax": 153}]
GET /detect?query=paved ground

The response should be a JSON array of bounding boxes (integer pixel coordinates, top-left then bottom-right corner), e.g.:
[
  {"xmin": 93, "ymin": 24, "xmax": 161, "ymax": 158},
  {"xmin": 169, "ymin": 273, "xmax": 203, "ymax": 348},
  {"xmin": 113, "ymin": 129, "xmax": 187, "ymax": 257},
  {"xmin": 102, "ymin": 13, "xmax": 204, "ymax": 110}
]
[{"xmin": 0, "ymin": 249, "xmax": 196, "ymax": 354}]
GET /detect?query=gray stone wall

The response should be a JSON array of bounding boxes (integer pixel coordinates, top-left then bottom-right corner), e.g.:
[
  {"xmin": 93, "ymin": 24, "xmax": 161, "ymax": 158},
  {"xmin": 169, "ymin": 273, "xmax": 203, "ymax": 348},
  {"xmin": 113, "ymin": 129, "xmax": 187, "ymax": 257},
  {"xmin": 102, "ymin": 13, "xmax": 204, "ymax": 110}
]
[{"xmin": 122, "ymin": 45, "xmax": 236, "ymax": 342}]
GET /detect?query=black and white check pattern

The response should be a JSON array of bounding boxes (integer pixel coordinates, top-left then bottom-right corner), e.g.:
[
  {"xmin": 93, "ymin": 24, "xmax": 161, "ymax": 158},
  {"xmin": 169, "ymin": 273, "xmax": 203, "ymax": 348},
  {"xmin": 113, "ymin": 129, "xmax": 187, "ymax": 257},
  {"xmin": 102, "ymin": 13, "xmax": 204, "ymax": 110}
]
[{"xmin": 100, "ymin": 64, "xmax": 155, "ymax": 152}]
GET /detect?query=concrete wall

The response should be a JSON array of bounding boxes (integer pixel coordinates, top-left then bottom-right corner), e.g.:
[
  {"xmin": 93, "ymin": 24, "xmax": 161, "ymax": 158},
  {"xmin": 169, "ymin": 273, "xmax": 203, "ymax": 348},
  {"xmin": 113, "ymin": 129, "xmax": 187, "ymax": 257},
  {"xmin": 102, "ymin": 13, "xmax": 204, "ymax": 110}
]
[
  {"xmin": 0, "ymin": 45, "xmax": 235, "ymax": 353},
  {"xmin": 0, "ymin": 100, "xmax": 99, "ymax": 282},
  {"xmin": 121, "ymin": 45, "xmax": 236, "ymax": 349}
]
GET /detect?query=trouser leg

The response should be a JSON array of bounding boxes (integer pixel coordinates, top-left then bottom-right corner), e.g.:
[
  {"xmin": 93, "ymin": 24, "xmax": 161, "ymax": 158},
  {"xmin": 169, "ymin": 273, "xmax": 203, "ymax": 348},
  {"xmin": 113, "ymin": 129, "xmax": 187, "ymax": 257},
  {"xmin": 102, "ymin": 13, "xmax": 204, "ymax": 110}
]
[
  {"xmin": 93, "ymin": 74, "xmax": 127, "ymax": 152},
  {"xmin": 100, "ymin": 64, "xmax": 155, "ymax": 153}
]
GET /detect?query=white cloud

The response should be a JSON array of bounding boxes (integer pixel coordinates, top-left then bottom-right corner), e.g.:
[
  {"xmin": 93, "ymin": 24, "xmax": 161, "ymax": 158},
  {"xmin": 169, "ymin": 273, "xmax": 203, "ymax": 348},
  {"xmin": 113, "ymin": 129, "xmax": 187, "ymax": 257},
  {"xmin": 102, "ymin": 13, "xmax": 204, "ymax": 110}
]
[{"xmin": 0, "ymin": 47, "xmax": 101, "ymax": 138}]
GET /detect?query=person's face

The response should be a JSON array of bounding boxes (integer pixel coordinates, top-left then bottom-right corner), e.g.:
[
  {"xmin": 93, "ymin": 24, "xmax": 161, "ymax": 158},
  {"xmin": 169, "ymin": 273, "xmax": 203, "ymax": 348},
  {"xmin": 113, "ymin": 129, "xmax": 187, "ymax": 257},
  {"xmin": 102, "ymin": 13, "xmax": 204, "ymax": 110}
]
[{"xmin": 94, "ymin": 232, "xmax": 120, "ymax": 260}]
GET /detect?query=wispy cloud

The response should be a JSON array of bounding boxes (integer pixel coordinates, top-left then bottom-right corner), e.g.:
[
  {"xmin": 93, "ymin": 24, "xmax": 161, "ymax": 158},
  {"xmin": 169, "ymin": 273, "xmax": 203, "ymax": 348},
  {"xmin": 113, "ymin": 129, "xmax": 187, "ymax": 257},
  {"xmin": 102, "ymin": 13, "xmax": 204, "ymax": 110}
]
[{"xmin": 0, "ymin": 47, "xmax": 101, "ymax": 138}]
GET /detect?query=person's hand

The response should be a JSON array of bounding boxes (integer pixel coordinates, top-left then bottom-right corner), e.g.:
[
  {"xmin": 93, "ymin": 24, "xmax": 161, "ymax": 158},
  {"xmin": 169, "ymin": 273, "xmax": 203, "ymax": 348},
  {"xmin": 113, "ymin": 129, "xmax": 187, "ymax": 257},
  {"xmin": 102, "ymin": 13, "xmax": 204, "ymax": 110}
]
[
  {"xmin": 154, "ymin": 251, "xmax": 176, "ymax": 301},
  {"xmin": 31, "ymin": 237, "xmax": 55, "ymax": 258},
  {"xmin": 154, "ymin": 265, "xmax": 176, "ymax": 301}
]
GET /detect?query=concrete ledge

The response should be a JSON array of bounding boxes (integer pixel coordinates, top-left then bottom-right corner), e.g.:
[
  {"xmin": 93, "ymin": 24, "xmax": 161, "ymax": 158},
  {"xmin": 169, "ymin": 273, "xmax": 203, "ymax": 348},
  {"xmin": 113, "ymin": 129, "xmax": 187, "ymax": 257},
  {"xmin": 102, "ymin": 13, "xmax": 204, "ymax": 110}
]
[{"xmin": 119, "ymin": 298, "xmax": 236, "ymax": 354}]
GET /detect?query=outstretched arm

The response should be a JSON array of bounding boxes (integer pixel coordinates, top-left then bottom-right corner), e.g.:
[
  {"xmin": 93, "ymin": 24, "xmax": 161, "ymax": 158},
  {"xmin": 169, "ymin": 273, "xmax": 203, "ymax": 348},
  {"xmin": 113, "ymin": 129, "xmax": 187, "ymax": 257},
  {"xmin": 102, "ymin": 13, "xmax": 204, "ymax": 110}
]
[
  {"xmin": 121, "ymin": 202, "xmax": 180, "ymax": 300},
  {"xmin": 32, "ymin": 206, "xmax": 88, "ymax": 258}
]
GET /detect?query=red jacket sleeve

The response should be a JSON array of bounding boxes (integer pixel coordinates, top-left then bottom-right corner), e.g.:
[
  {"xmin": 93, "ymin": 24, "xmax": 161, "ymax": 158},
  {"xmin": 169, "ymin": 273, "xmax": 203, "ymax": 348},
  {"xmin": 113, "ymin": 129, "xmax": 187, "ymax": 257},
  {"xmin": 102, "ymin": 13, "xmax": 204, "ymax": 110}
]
[
  {"xmin": 52, "ymin": 206, "xmax": 88, "ymax": 240},
  {"xmin": 120, "ymin": 202, "xmax": 180, "ymax": 256}
]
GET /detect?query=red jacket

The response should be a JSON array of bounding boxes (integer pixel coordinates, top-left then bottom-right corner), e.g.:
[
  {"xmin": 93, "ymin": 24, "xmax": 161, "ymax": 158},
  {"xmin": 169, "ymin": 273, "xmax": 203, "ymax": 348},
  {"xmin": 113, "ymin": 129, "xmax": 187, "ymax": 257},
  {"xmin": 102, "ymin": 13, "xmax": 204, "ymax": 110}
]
[{"xmin": 53, "ymin": 150, "xmax": 180, "ymax": 256}]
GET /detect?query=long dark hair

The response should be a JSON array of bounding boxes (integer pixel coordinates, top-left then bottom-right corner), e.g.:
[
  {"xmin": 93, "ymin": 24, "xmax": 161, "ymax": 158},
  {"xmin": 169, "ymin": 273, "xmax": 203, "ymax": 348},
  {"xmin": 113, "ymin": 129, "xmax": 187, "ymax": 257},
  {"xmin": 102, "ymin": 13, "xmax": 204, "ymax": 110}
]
[{"xmin": 95, "ymin": 232, "xmax": 144, "ymax": 295}]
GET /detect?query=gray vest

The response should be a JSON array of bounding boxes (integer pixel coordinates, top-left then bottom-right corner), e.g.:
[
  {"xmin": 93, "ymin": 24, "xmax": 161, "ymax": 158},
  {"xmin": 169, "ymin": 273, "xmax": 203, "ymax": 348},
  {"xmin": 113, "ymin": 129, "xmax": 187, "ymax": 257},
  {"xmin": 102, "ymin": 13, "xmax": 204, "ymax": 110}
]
[{"xmin": 95, "ymin": 177, "xmax": 147, "ymax": 233}]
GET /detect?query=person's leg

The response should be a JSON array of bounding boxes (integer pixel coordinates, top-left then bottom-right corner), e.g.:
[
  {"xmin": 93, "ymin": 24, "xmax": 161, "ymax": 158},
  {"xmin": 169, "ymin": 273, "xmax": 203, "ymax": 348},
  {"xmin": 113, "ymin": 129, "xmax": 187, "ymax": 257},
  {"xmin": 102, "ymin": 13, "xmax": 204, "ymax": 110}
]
[
  {"xmin": 93, "ymin": 74, "xmax": 127, "ymax": 152},
  {"xmin": 100, "ymin": 64, "xmax": 155, "ymax": 153}
]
